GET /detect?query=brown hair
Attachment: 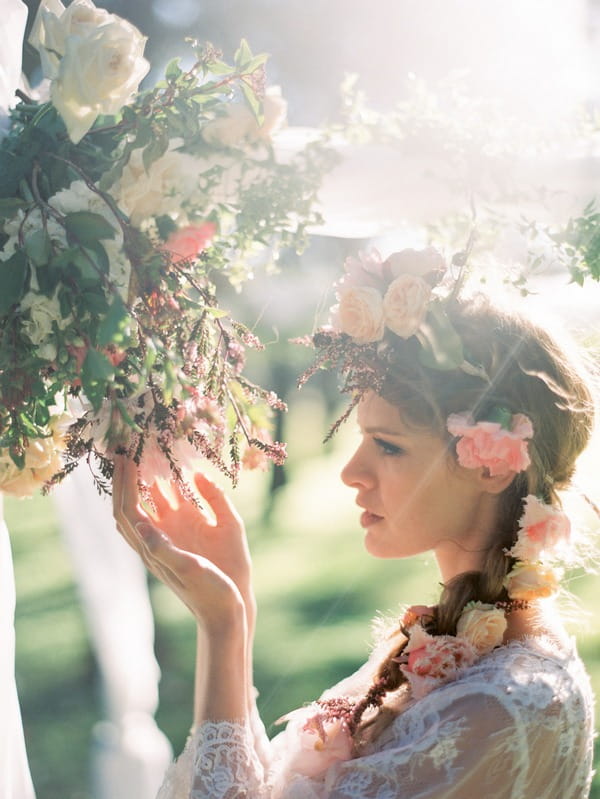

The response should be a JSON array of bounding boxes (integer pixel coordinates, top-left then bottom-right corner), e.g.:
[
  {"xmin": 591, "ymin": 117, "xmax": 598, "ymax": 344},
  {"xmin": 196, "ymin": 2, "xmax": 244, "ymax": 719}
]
[{"xmin": 349, "ymin": 295, "xmax": 595, "ymax": 746}]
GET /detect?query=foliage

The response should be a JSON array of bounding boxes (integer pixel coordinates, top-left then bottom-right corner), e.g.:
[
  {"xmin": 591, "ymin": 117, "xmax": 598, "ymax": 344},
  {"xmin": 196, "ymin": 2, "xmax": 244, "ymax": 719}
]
[{"xmin": 0, "ymin": 4, "xmax": 336, "ymax": 496}]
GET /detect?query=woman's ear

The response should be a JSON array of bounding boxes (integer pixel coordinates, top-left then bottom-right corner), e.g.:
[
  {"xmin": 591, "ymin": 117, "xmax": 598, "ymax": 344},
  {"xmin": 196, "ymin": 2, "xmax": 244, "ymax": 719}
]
[{"xmin": 475, "ymin": 466, "xmax": 516, "ymax": 495}]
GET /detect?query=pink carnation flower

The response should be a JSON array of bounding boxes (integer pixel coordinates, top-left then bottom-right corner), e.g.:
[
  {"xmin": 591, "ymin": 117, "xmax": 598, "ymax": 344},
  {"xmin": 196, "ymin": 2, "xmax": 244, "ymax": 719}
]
[
  {"xmin": 508, "ymin": 495, "xmax": 571, "ymax": 562},
  {"xmin": 284, "ymin": 706, "xmax": 353, "ymax": 779},
  {"xmin": 160, "ymin": 222, "xmax": 216, "ymax": 264},
  {"xmin": 447, "ymin": 412, "xmax": 533, "ymax": 476},
  {"xmin": 401, "ymin": 625, "xmax": 478, "ymax": 698}
]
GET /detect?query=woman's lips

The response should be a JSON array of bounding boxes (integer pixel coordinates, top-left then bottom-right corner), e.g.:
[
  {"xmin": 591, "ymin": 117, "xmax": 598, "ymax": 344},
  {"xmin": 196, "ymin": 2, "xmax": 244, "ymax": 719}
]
[{"xmin": 360, "ymin": 510, "xmax": 384, "ymax": 527}]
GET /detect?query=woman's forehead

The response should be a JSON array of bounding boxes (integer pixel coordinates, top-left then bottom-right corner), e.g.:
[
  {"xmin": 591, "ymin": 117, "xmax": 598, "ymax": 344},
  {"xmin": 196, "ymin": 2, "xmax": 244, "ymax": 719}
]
[{"xmin": 357, "ymin": 393, "xmax": 405, "ymax": 430}]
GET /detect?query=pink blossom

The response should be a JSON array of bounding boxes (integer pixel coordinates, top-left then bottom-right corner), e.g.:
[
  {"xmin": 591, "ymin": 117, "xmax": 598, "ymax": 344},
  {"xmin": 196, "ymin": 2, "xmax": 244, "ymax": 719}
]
[
  {"xmin": 401, "ymin": 624, "xmax": 478, "ymax": 698},
  {"xmin": 447, "ymin": 412, "xmax": 533, "ymax": 476},
  {"xmin": 160, "ymin": 222, "xmax": 216, "ymax": 264}
]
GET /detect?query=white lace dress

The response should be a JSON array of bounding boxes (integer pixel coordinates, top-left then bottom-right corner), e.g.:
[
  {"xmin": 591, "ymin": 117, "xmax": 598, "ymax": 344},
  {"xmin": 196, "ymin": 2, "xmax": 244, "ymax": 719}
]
[{"xmin": 156, "ymin": 636, "xmax": 594, "ymax": 799}]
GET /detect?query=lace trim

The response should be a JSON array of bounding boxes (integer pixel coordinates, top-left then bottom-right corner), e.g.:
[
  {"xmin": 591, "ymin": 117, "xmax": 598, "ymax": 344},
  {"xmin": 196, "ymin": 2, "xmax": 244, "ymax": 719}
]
[{"xmin": 190, "ymin": 720, "xmax": 267, "ymax": 799}]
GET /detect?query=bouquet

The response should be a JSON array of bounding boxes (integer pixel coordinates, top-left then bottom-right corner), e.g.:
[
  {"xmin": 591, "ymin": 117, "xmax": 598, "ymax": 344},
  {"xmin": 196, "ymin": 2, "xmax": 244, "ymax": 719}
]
[{"xmin": 0, "ymin": 0, "xmax": 334, "ymax": 497}]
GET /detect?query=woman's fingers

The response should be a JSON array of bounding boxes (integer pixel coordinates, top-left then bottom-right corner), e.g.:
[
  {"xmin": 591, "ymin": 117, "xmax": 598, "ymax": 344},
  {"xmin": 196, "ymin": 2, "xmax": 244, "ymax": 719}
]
[
  {"xmin": 113, "ymin": 456, "xmax": 149, "ymax": 553},
  {"xmin": 193, "ymin": 472, "xmax": 241, "ymax": 526}
]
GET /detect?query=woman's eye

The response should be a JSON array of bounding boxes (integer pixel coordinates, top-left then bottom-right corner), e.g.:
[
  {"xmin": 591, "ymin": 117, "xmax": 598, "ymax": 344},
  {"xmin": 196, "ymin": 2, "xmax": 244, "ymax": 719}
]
[{"xmin": 373, "ymin": 438, "xmax": 404, "ymax": 456}]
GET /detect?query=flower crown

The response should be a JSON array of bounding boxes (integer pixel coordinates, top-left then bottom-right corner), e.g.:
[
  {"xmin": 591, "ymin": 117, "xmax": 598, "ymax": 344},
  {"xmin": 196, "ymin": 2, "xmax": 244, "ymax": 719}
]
[
  {"xmin": 329, "ymin": 246, "xmax": 485, "ymax": 376},
  {"xmin": 298, "ymin": 245, "xmax": 487, "ymax": 439}
]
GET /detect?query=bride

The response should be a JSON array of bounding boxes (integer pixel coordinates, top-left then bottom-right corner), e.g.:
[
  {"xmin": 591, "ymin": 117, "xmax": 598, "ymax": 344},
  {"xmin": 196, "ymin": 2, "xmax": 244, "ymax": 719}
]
[{"xmin": 113, "ymin": 254, "xmax": 596, "ymax": 797}]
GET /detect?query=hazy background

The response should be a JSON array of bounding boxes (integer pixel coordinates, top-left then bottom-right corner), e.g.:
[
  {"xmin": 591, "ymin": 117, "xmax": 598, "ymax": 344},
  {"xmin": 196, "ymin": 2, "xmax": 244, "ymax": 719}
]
[{"xmin": 10, "ymin": 1, "xmax": 600, "ymax": 797}]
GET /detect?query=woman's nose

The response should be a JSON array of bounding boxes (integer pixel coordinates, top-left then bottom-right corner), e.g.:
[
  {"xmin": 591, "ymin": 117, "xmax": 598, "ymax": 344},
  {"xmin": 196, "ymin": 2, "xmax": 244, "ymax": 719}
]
[{"xmin": 341, "ymin": 446, "xmax": 373, "ymax": 489}]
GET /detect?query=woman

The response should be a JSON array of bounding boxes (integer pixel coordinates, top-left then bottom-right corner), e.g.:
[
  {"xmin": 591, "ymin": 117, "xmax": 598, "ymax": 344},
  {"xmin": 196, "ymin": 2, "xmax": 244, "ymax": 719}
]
[{"xmin": 113, "ymin": 247, "xmax": 596, "ymax": 798}]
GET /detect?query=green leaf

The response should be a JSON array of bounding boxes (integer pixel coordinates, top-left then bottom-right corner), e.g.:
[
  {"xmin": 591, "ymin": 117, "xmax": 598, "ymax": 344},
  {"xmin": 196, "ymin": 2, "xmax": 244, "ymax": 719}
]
[
  {"xmin": 245, "ymin": 53, "xmax": 269, "ymax": 73},
  {"xmin": 209, "ymin": 60, "xmax": 234, "ymax": 76},
  {"xmin": 81, "ymin": 291, "xmax": 109, "ymax": 315},
  {"xmin": 165, "ymin": 57, "xmax": 183, "ymax": 82},
  {"xmin": 0, "ymin": 250, "xmax": 28, "ymax": 313},
  {"xmin": 234, "ymin": 39, "xmax": 253, "ymax": 69},
  {"xmin": 83, "ymin": 242, "xmax": 109, "ymax": 275},
  {"xmin": 239, "ymin": 80, "xmax": 262, "ymax": 123},
  {"xmin": 204, "ymin": 306, "xmax": 229, "ymax": 318},
  {"xmin": 486, "ymin": 406, "xmax": 513, "ymax": 429},
  {"xmin": 64, "ymin": 212, "xmax": 117, "ymax": 245},
  {"xmin": 142, "ymin": 130, "xmax": 169, "ymax": 173},
  {"xmin": 417, "ymin": 303, "xmax": 465, "ymax": 371},
  {"xmin": 0, "ymin": 197, "xmax": 28, "ymax": 220},
  {"xmin": 96, "ymin": 295, "xmax": 131, "ymax": 348},
  {"xmin": 9, "ymin": 447, "xmax": 26, "ymax": 470},
  {"xmin": 24, "ymin": 229, "xmax": 52, "ymax": 267},
  {"xmin": 81, "ymin": 349, "xmax": 115, "ymax": 411}
]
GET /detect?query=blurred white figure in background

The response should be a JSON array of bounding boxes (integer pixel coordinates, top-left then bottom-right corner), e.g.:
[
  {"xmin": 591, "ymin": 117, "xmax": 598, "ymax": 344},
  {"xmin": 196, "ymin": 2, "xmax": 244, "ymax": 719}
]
[
  {"xmin": 0, "ymin": 497, "xmax": 36, "ymax": 799},
  {"xmin": 53, "ymin": 470, "xmax": 172, "ymax": 799},
  {"xmin": 0, "ymin": 2, "xmax": 37, "ymax": 796}
]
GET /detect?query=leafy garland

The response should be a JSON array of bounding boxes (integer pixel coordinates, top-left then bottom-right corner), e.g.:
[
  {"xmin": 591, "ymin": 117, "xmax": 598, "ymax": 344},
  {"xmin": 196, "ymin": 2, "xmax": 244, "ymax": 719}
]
[{"xmin": 0, "ymin": 1, "xmax": 336, "ymax": 496}]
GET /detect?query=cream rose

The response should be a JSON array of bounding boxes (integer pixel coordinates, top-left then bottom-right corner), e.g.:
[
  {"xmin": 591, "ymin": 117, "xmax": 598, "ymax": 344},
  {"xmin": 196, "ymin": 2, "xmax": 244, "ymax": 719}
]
[
  {"xmin": 382, "ymin": 273, "xmax": 431, "ymax": 338},
  {"xmin": 334, "ymin": 285, "xmax": 385, "ymax": 343},
  {"xmin": 202, "ymin": 87, "xmax": 287, "ymax": 148},
  {"xmin": 0, "ymin": 434, "xmax": 63, "ymax": 498},
  {"xmin": 385, "ymin": 246, "xmax": 446, "ymax": 279},
  {"xmin": 456, "ymin": 602, "xmax": 507, "ymax": 654},
  {"xmin": 47, "ymin": 10, "xmax": 149, "ymax": 143},
  {"xmin": 504, "ymin": 562, "xmax": 562, "ymax": 601},
  {"xmin": 115, "ymin": 146, "xmax": 199, "ymax": 226}
]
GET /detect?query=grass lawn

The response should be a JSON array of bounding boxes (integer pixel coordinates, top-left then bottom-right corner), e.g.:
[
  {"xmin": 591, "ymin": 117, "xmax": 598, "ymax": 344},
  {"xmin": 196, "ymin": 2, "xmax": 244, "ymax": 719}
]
[{"xmin": 8, "ymin": 403, "xmax": 600, "ymax": 798}]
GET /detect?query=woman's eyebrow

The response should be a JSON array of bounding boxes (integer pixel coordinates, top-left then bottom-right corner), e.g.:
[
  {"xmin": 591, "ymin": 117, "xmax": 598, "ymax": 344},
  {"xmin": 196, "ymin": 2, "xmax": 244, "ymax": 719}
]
[{"xmin": 362, "ymin": 425, "xmax": 406, "ymax": 437}]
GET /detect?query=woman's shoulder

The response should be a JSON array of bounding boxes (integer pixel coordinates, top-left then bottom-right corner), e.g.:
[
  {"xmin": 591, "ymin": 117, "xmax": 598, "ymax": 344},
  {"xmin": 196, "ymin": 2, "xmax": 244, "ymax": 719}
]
[{"xmin": 397, "ymin": 634, "xmax": 594, "ymax": 729}]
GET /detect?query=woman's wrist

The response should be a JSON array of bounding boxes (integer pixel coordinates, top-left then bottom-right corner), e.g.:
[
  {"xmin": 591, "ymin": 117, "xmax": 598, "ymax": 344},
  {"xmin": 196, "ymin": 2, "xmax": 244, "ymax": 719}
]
[{"xmin": 199, "ymin": 615, "xmax": 249, "ymax": 723}]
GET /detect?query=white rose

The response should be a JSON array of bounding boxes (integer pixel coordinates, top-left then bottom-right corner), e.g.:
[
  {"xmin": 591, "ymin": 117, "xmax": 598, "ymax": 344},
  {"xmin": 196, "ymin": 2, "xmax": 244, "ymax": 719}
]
[
  {"xmin": 20, "ymin": 291, "xmax": 71, "ymax": 358},
  {"xmin": 49, "ymin": 13, "xmax": 149, "ymax": 143},
  {"xmin": 29, "ymin": 0, "xmax": 113, "ymax": 78},
  {"xmin": 115, "ymin": 147, "xmax": 200, "ymax": 226},
  {"xmin": 456, "ymin": 602, "xmax": 507, "ymax": 655},
  {"xmin": 334, "ymin": 285, "xmax": 385, "ymax": 343},
  {"xmin": 382, "ymin": 273, "xmax": 431, "ymax": 338},
  {"xmin": 52, "ymin": 180, "xmax": 129, "ymax": 297}
]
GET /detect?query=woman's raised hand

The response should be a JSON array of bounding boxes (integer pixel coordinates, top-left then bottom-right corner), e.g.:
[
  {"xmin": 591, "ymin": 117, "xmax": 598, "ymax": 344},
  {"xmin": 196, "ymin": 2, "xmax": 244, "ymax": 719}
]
[{"xmin": 112, "ymin": 456, "xmax": 251, "ymax": 633}]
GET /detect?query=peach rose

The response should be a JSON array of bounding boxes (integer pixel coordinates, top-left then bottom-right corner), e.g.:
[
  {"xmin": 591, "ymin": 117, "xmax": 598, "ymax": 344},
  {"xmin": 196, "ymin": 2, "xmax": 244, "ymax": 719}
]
[
  {"xmin": 504, "ymin": 562, "xmax": 562, "ymax": 601},
  {"xmin": 334, "ymin": 285, "xmax": 385, "ymax": 343},
  {"xmin": 456, "ymin": 602, "xmax": 507, "ymax": 655},
  {"xmin": 447, "ymin": 412, "xmax": 533, "ymax": 476},
  {"xmin": 382, "ymin": 273, "xmax": 431, "ymax": 338},
  {"xmin": 160, "ymin": 222, "xmax": 216, "ymax": 264}
]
